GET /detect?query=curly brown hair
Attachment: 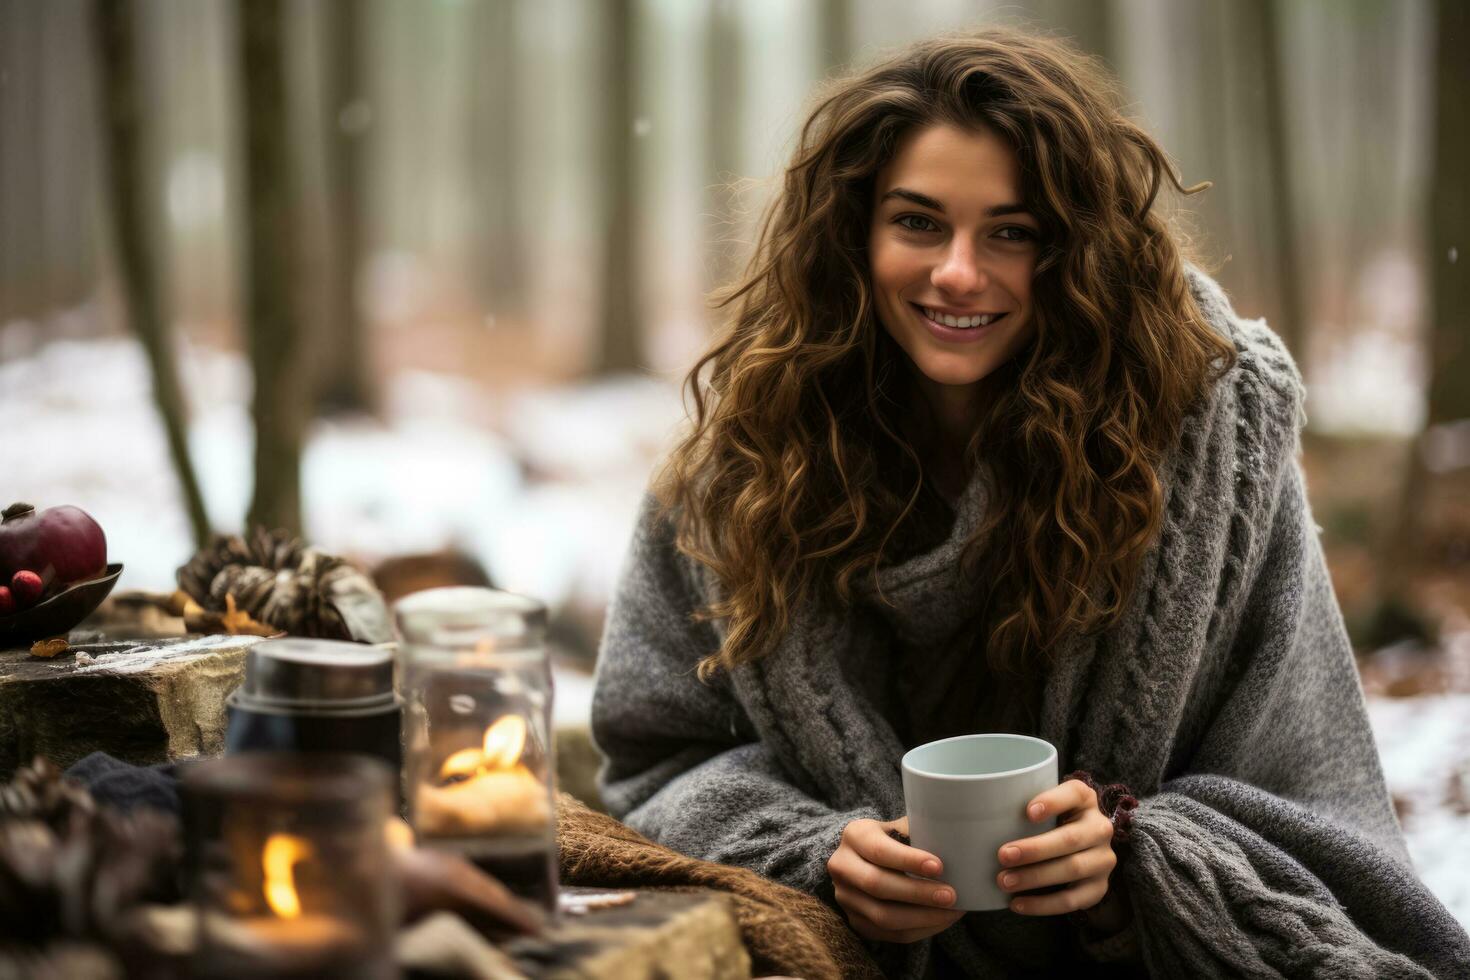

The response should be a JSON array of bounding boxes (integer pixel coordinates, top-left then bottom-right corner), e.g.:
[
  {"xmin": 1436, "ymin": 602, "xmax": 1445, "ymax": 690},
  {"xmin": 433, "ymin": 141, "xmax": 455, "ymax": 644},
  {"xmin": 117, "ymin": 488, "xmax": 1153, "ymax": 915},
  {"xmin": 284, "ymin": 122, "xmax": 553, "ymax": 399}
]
[{"xmin": 656, "ymin": 28, "xmax": 1237, "ymax": 679}]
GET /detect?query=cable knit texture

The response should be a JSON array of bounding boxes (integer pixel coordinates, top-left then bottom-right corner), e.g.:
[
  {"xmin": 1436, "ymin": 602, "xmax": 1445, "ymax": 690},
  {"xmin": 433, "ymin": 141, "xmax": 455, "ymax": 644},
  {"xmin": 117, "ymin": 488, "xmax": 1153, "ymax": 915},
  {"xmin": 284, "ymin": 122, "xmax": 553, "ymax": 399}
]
[{"xmin": 591, "ymin": 269, "xmax": 1470, "ymax": 978}]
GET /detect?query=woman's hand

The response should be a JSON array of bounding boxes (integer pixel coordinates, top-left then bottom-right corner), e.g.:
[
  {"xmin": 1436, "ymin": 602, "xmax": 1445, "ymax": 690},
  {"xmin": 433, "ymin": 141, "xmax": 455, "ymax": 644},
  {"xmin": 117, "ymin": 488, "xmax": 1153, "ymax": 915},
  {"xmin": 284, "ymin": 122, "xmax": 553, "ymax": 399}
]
[
  {"xmin": 996, "ymin": 777, "xmax": 1117, "ymax": 916},
  {"xmin": 828, "ymin": 816, "xmax": 966, "ymax": 943}
]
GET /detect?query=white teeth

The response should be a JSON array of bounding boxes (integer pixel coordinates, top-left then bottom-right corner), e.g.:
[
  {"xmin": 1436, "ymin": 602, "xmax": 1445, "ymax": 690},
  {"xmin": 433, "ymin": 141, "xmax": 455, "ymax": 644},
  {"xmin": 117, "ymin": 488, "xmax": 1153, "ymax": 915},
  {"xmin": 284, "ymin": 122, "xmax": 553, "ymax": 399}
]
[{"xmin": 923, "ymin": 307, "xmax": 1000, "ymax": 329}]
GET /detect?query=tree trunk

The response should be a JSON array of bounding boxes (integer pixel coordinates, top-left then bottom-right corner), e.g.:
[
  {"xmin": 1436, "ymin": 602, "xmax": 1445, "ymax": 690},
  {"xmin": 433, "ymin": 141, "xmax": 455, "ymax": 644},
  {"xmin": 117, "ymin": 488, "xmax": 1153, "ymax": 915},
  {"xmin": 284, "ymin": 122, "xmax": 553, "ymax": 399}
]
[
  {"xmin": 1377, "ymin": 0, "xmax": 1467, "ymax": 640},
  {"xmin": 1424, "ymin": 0, "xmax": 1470, "ymax": 428},
  {"xmin": 1, "ymin": 0, "xmax": 43, "ymax": 326},
  {"xmin": 472, "ymin": 0, "xmax": 523, "ymax": 322},
  {"xmin": 817, "ymin": 0, "xmax": 851, "ymax": 76},
  {"xmin": 41, "ymin": 1, "xmax": 99, "ymax": 315},
  {"xmin": 594, "ymin": 0, "xmax": 642, "ymax": 375},
  {"xmin": 314, "ymin": 0, "xmax": 374, "ymax": 416},
  {"xmin": 239, "ymin": 0, "xmax": 306, "ymax": 536},
  {"xmin": 91, "ymin": 0, "xmax": 212, "ymax": 549},
  {"xmin": 1242, "ymin": 0, "xmax": 1304, "ymax": 357}
]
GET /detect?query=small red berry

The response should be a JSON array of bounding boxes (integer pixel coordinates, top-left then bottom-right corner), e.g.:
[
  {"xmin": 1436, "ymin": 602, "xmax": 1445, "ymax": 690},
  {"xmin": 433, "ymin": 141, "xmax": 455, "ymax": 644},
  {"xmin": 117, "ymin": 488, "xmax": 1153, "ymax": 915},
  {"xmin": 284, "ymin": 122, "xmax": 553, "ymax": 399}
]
[
  {"xmin": 10, "ymin": 570, "xmax": 43, "ymax": 607},
  {"xmin": 0, "ymin": 586, "xmax": 12, "ymax": 616}
]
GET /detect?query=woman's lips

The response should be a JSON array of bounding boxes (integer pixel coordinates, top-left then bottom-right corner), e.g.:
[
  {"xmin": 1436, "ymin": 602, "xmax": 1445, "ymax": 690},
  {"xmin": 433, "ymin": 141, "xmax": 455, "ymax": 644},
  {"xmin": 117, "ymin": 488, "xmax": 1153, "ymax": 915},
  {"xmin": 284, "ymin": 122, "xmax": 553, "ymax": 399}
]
[{"xmin": 911, "ymin": 302, "xmax": 1007, "ymax": 343}]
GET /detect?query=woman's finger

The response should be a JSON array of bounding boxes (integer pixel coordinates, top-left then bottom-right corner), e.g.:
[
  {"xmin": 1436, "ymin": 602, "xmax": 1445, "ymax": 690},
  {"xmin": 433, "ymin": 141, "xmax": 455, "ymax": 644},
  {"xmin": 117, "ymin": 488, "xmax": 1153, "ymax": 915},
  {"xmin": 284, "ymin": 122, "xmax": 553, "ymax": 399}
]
[
  {"xmin": 839, "ymin": 860, "xmax": 957, "ymax": 907},
  {"xmin": 844, "ymin": 904, "xmax": 896, "ymax": 942},
  {"xmin": 834, "ymin": 881, "xmax": 965, "ymax": 933},
  {"xmin": 844, "ymin": 906, "xmax": 885, "ymax": 941},
  {"xmin": 998, "ymin": 808, "xmax": 1112, "ymax": 867},
  {"xmin": 1010, "ymin": 875, "xmax": 1110, "ymax": 917},
  {"xmin": 1023, "ymin": 777, "xmax": 1096, "ymax": 823},
  {"xmin": 886, "ymin": 915, "xmax": 966, "ymax": 945},
  {"xmin": 996, "ymin": 844, "xmax": 1116, "ymax": 894},
  {"xmin": 845, "ymin": 908, "xmax": 953, "ymax": 945},
  {"xmin": 848, "ymin": 819, "xmax": 944, "ymax": 876}
]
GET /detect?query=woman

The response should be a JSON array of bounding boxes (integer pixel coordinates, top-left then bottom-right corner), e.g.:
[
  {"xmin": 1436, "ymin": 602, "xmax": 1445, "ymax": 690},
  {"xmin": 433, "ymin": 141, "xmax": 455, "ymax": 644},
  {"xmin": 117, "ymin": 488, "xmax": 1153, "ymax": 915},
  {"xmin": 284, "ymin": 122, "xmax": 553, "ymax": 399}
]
[{"xmin": 592, "ymin": 28, "xmax": 1470, "ymax": 978}]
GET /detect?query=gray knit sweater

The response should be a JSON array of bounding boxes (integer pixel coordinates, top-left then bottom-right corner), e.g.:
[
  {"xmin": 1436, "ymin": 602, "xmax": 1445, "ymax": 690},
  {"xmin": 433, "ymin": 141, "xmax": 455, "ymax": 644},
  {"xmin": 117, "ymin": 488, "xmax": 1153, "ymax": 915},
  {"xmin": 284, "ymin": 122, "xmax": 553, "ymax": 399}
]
[{"xmin": 591, "ymin": 271, "xmax": 1470, "ymax": 978}]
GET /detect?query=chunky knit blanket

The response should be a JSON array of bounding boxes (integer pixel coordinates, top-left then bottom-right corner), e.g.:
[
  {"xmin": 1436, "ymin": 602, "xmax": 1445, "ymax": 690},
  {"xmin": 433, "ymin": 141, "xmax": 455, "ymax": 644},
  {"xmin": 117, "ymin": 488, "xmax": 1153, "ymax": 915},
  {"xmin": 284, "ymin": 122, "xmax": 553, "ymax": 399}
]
[
  {"xmin": 557, "ymin": 793, "xmax": 883, "ymax": 980},
  {"xmin": 592, "ymin": 270, "xmax": 1470, "ymax": 978}
]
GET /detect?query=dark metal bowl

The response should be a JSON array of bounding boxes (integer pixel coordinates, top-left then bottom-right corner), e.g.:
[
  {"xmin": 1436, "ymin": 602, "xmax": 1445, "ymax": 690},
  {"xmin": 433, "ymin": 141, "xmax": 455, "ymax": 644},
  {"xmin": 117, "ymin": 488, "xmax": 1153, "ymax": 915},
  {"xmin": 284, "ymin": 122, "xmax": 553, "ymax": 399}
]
[{"xmin": 0, "ymin": 563, "xmax": 123, "ymax": 645}]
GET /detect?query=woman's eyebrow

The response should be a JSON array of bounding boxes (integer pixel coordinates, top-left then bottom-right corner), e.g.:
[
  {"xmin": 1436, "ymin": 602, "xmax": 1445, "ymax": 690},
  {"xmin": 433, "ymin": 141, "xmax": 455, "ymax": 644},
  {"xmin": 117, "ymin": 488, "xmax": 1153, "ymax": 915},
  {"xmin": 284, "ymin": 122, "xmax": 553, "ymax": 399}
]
[
  {"xmin": 985, "ymin": 202, "xmax": 1032, "ymax": 218},
  {"xmin": 881, "ymin": 188, "xmax": 946, "ymax": 211},
  {"xmin": 880, "ymin": 187, "xmax": 1031, "ymax": 218}
]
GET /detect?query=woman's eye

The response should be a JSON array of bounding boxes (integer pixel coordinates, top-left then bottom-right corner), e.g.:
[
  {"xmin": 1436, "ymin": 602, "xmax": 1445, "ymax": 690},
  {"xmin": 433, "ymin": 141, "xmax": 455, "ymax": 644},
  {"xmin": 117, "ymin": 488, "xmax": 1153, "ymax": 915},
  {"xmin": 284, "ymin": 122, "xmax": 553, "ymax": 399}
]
[
  {"xmin": 996, "ymin": 226, "xmax": 1037, "ymax": 243},
  {"xmin": 895, "ymin": 214, "xmax": 940, "ymax": 233}
]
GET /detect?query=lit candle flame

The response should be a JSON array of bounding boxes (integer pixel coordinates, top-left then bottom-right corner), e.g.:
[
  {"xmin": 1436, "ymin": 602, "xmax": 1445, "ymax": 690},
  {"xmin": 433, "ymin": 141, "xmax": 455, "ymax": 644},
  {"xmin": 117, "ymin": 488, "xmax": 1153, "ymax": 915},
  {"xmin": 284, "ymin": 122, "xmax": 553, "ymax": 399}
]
[
  {"xmin": 436, "ymin": 715, "xmax": 528, "ymax": 783},
  {"xmin": 438, "ymin": 747, "xmax": 485, "ymax": 781},
  {"xmin": 481, "ymin": 714, "xmax": 527, "ymax": 769},
  {"xmin": 262, "ymin": 832, "xmax": 314, "ymax": 919},
  {"xmin": 418, "ymin": 714, "xmax": 549, "ymax": 835}
]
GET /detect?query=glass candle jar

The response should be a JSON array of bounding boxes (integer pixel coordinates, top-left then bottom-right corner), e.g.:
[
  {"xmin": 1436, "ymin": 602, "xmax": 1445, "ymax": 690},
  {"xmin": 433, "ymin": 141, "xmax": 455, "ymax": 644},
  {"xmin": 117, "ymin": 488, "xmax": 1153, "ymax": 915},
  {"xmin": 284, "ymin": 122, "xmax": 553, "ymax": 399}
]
[
  {"xmin": 181, "ymin": 752, "xmax": 399, "ymax": 980},
  {"xmin": 394, "ymin": 587, "xmax": 558, "ymax": 913}
]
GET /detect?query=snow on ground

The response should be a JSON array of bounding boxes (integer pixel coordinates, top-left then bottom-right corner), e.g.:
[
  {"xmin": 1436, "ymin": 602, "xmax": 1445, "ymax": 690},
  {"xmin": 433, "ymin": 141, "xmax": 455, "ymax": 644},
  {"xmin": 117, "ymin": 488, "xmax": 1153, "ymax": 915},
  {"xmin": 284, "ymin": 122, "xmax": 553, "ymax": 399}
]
[
  {"xmin": 0, "ymin": 338, "xmax": 681, "ymax": 610},
  {"xmin": 0, "ymin": 336, "xmax": 669, "ymax": 761},
  {"xmin": 71, "ymin": 634, "xmax": 271, "ymax": 674},
  {"xmin": 1366, "ymin": 692, "xmax": 1470, "ymax": 926},
  {"xmin": 3, "ymin": 336, "xmax": 1467, "ymax": 927}
]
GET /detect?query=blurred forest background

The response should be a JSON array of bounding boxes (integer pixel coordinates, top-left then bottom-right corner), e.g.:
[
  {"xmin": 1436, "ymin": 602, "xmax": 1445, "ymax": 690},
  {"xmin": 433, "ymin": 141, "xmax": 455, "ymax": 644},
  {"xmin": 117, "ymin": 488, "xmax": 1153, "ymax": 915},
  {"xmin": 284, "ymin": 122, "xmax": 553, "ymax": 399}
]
[{"xmin": 1, "ymin": 0, "xmax": 1468, "ymax": 906}]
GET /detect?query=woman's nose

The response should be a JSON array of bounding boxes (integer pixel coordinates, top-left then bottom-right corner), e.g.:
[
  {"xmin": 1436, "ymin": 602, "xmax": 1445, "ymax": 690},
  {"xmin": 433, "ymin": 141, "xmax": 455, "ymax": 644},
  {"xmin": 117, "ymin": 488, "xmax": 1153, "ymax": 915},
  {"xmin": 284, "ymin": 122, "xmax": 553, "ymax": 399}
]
[{"xmin": 931, "ymin": 240, "xmax": 988, "ymax": 296}]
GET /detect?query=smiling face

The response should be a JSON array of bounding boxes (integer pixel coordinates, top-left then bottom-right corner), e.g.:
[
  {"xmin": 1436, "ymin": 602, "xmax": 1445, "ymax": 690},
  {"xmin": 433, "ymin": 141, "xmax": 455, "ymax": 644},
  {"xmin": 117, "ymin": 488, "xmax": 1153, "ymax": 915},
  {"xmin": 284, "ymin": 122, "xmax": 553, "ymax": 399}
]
[{"xmin": 868, "ymin": 123, "xmax": 1041, "ymax": 428}]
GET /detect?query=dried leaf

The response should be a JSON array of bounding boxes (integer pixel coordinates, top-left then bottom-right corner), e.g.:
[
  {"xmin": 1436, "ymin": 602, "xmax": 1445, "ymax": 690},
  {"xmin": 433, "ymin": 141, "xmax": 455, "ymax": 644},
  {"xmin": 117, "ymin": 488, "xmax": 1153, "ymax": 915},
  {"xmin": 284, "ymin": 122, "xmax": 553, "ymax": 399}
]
[
  {"xmin": 180, "ymin": 594, "xmax": 277, "ymax": 637},
  {"xmin": 219, "ymin": 594, "xmax": 279, "ymax": 637},
  {"xmin": 29, "ymin": 638, "xmax": 69, "ymax": 659},
  {"xmin": 165, "ymin": 590, "xmax": 192, "ymax": 617},
  {"xmin": 180, "ymin": 598, "xmax": 217, "ymax": 635}
]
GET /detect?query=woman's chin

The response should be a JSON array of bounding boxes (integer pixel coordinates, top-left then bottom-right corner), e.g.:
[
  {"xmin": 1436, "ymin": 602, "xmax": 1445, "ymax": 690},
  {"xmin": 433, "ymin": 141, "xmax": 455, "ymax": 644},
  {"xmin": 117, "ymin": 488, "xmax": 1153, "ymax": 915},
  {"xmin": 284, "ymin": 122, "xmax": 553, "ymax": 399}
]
[{"xmin": 911, "ymin": 354, "xmax": 1008, "ymax": 390}]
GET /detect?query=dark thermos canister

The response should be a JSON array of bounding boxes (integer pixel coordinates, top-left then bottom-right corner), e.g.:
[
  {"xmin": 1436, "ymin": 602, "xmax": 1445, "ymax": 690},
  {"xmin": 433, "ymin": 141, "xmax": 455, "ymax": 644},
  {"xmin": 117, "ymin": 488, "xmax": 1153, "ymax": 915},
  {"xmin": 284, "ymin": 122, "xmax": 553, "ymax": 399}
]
[{"xmin": 224, "ymin": 638, "xmax": 402, "ymax": 772}]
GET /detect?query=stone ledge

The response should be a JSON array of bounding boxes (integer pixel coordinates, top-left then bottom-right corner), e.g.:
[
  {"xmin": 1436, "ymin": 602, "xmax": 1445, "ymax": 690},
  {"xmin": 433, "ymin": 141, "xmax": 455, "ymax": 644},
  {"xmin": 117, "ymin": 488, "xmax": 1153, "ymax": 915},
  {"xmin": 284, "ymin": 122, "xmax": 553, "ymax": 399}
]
[
  {"xmin": 505, "ymin": 889, "xmax": 750, "ymax": 979},
  {"xmin": 0, "ymin": 634, "xmax": 263, "ymax": 776}
]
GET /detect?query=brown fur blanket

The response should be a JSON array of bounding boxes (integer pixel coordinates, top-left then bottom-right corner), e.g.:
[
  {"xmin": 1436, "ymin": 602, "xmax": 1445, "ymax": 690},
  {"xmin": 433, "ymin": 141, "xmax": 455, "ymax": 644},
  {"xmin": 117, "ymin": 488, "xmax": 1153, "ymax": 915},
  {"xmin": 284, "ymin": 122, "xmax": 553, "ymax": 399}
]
[{"xmin": 557, "ymin": 793, "xmax": 881, "ymax": 980}]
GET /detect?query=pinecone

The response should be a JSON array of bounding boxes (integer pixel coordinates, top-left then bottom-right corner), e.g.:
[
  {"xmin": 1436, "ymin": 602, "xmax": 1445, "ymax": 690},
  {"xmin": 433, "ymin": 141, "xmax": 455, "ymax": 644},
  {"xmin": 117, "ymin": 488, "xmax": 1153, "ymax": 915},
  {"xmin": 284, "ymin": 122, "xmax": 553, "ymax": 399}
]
[
  {"xmin": 176, "ymin": 528, "xmax": 392, "ymax": 643},
  {"xmin": 0, "ymin": 758, "xmax": 95, "ymax": 830},
  {"xmin": 0, "ymin": 759, "xmax": 180, "ymax": 948}
]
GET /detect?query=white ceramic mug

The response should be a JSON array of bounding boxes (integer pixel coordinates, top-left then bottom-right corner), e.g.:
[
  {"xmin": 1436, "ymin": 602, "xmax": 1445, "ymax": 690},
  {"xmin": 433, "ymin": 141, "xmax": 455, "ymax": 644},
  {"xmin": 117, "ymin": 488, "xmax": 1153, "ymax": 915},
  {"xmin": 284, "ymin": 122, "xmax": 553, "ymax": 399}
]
[{"xmin": 900, "ymin": 733, "xmax": 1058, "ymax": 911}]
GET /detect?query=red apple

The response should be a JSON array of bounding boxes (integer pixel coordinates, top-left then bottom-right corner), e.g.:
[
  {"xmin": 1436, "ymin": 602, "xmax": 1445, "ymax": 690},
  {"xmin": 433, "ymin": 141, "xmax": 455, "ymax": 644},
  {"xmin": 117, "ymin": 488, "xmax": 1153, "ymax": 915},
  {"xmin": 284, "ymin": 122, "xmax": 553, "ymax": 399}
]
[
  {"xmin": 0, "ymin": 585, "xmax": 12, "ymax": 616},
  {"xmin": 0, "ymin": 502, "xmax": 107, "ymax": 590}
]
